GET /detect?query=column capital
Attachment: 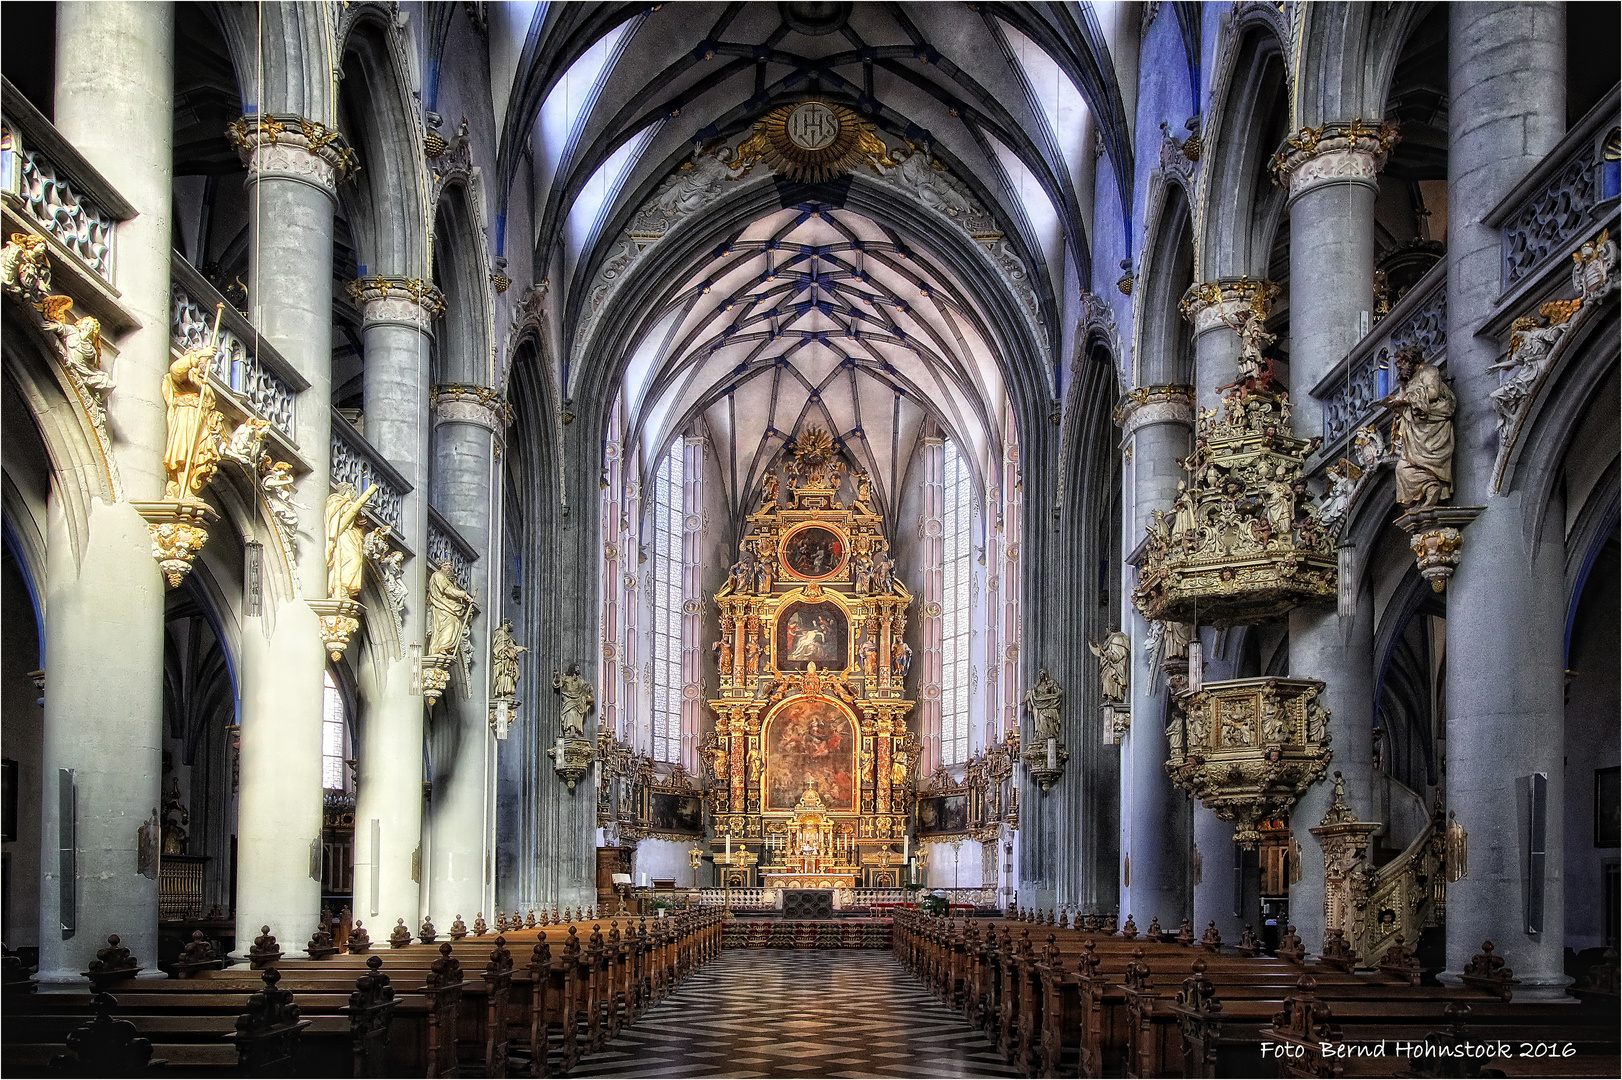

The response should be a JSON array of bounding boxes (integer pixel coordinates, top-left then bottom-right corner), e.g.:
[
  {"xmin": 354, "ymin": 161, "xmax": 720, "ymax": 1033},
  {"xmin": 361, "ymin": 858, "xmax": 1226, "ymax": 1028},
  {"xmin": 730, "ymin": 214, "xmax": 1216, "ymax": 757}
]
[
  {"xmin": 432, "ymin": 384, "xmax": 512, "ymax": 431},
  {"xmin": 1269, "ymin": 120, "xmax": 1400, "ymax": 201},
  {"xmin": 349, "ymin": 276, "xmax": 447, "ymax": 330},
  {"xmin": 227, "ymin": 114, "xmax": 358, "ymax": 197},
  {"xmin": 1114, "ymin": 384, "xmax": 1195, "ymax": 437},
  {"xmin": 1179, "ymin": 277, "xmax": 1282, "ymax": 333}
]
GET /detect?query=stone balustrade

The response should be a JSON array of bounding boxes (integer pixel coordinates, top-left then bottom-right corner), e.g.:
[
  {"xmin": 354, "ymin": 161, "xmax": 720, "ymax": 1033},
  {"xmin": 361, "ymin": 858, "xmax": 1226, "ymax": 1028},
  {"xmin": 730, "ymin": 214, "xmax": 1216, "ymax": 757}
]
[
  {"xmin": 330, "ymin": 408, "xmax": 411, "ymax": 535},
  {"xmin": 1, "ymin": 79, "xmax": 131, "ymax": 282},
  {"xmin": 169, "ymin": 255, "xmax": 305, "ymax": 440},
  {"xmin": 1492, "ymin": 88, "xmax": 1619, "ymax": 292},
  {"xmin": 1311, "ymin": 261, "xmax": 1447, "ymax": 459}
]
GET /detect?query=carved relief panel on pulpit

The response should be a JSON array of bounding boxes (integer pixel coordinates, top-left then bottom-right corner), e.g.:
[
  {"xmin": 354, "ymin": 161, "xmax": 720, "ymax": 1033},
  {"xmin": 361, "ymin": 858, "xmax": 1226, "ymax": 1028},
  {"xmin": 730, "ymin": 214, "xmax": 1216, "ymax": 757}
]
[{"xmin": 705, "ymin": 427, "xmax": 916, "ymax": 886}]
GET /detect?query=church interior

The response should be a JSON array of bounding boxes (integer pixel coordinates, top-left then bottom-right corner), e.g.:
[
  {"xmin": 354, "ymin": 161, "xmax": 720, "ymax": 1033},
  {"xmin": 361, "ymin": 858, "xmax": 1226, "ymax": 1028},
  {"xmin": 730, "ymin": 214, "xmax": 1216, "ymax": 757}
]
[{"xmin": 1, "ymin": 1, "xmax": 1619, "ymax": 1076}]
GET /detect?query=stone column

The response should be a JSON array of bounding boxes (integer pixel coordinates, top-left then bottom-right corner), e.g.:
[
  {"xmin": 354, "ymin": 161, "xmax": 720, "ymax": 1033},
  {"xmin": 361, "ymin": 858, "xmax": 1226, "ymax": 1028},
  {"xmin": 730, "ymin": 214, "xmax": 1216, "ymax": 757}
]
[
  {"xmin": 348, "ymin": 279, "xmax": 442, "ymax": 930},
  {"xmin": 426, "ymin": 386, "xmax": 505, "ymax": 923},
  {"xmin": 1118, "ymin": 388, "xmax": 1194, "ymax": 925},
  {"xmin": 229, "ymin": 114, "xmax": 352, "ymax": 953},
  {"xmin": 1272, "ymin": 118, "xmax": 1391, "ymax": 955},
  {"xmin": 34, "ymin": 0, "xmax": 173, "ymax": 986},
  {"xmin": 1443, "ymin": 1, "xmax": 1568, "ymax": 997}
]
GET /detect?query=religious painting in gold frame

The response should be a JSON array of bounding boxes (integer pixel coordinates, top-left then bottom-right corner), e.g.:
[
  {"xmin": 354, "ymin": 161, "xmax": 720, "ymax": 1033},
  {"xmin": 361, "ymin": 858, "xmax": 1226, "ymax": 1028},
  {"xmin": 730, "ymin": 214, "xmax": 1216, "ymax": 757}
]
[
  {"xmin": 774, "ymin": 597, "xmax": 849, "ymax": 671},
  {"xmin": 763, "ymin": 696, "xmax": 858, "ymax": 811},
  {"xmin": 780, "ymin": 521, "xmax": 848, "ymax": 580}
]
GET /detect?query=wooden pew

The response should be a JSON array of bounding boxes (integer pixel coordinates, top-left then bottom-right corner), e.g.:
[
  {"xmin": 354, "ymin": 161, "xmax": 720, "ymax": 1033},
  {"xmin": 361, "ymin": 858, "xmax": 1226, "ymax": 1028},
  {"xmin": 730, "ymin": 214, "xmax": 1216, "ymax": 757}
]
[{"xmin": 6, "ymin": 910, "xmax": 724, "ymax": 1080}]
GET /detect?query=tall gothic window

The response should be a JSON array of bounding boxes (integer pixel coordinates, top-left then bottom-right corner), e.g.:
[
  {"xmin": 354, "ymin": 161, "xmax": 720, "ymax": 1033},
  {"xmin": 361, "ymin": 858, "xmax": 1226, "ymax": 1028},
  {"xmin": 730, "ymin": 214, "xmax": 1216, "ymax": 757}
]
[
  {"xmin": 941, "ymin": 439, "xmax": 973, "ymax": 765},
  {"xmin": 321, "ymin": 671, "xmax": 347, "ymax": 791},
  {"xmin": 650, "ymin": 446, "xmax": 685, "ymax": 762}
]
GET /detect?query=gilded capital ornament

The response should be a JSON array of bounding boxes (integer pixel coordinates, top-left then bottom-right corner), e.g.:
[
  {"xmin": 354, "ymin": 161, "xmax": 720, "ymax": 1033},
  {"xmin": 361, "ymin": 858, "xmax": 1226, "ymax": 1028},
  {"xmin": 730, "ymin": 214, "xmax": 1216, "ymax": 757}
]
[
  {"xmin": 432, "ymin": 384, "xmax": 512, "ymax": 431},
  {"xmin": 1270, "ymin": 119, "xmax": 1400, "ymax": 199},
  {"xmin": 348, "ymin": 276, "xmax": 446, "ymax": 330},
  {"xmin": 227, "ymin": 114, "xmax": 359, "ymax": 193},
  {"xmin": 1114, "ymin": 384, "xmax": 1195, "ymax": 438}
]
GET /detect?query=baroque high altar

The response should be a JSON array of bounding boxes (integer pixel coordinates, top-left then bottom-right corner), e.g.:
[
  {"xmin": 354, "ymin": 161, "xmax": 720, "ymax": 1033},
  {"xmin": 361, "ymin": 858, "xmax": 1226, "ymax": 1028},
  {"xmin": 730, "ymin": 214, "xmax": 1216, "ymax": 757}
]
[{"xmin": 700, "ymin": 427, "xmax": 918, "ymax": 890}]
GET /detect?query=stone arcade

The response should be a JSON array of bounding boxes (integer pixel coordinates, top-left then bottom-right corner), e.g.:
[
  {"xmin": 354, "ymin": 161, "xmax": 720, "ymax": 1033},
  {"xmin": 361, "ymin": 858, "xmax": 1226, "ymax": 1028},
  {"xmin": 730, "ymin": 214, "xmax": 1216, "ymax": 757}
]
[{"xmin": 0, "ymin": 2, "xmax": 1617, "ymax": 1077}]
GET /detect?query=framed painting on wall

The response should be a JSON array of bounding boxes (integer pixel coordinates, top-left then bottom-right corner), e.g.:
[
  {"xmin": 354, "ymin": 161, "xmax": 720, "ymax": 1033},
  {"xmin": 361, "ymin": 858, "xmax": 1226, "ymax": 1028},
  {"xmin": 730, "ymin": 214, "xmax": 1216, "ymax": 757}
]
[
  {"xmin": 648, "ymin": 792, "xmax": 704, "ymax": 836},
  {"xmin": 917, "ymin": 793, "xmax": 969, "ymax": 836}
]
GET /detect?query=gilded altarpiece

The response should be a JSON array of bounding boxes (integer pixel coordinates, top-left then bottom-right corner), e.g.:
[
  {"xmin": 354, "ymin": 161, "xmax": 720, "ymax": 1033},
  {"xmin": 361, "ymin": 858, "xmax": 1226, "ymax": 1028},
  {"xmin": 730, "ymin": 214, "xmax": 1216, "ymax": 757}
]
[{"xmin": 700, "ymin": 429, "xmax": 918, "ymax": 888}]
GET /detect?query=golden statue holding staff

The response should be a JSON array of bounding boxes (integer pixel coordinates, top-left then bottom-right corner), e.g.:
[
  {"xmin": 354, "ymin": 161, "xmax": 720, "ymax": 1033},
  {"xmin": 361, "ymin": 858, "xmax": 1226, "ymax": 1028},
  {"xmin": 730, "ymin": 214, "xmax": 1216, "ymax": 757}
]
[{"xmin": 163, "ymin": 304, "xmax": 227, "ymax": 500}]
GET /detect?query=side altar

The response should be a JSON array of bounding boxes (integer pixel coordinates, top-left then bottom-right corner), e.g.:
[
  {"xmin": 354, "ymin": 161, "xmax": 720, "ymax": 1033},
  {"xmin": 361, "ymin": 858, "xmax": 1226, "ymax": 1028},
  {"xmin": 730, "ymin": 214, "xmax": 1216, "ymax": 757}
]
[{"xmin": 700, "ymin": 427, "xmax": 918, "ymax": 889}]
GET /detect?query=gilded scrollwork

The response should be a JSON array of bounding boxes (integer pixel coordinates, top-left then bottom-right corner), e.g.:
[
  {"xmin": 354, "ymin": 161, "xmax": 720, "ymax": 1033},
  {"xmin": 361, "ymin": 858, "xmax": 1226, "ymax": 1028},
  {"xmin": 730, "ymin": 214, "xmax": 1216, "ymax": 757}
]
[
  {"xmin": 1168, "ymin": 676, "xmax": 1332, "ymax": 848},
  {"xmin": 1133, "ymin": 379, "xmax": 1337, "ymax": 626}
]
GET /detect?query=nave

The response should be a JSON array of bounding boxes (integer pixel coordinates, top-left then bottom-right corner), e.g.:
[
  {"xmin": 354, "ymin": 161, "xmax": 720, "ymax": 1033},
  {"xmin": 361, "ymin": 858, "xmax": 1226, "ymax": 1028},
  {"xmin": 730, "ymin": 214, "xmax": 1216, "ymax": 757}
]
[
  {"xmin": 572, "ymin": 950, "xmax": 1020, "ymax": 1080},
  {"xmin": 2, "ymin": 2, "xmax": 1619, "ymax": 1077}
]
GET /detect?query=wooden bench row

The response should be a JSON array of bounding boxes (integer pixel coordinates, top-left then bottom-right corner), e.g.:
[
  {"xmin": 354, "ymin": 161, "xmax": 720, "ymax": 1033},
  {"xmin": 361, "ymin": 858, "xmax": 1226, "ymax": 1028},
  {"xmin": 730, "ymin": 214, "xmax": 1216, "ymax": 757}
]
[
  {"xmin": 893, "ymin": 909, "xmax": 1617, "ymax": 1079},
  {"xmin": 6, "ymin": 911, "xmax": 724, "ymax": 1077}
]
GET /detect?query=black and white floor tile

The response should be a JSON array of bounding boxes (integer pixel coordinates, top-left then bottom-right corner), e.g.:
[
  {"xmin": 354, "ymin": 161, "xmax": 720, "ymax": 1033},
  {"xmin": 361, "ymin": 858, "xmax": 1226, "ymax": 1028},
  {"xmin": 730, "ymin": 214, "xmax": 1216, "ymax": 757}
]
[{"xmin": 571, "ymin": 950, "xmax": 1023, "ymax": 1079}]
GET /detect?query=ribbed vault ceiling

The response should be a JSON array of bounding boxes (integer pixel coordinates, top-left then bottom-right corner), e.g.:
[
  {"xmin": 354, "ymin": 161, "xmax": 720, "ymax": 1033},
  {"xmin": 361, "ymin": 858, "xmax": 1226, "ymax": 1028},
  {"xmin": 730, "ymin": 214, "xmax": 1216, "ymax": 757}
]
[
  {"xmin": 494, "ymin": 1, "xmax": 1137, "ymax": 339},
  {"xmin": 620, "ymin": 202, "xmax": 1006, "ymax": 523}
]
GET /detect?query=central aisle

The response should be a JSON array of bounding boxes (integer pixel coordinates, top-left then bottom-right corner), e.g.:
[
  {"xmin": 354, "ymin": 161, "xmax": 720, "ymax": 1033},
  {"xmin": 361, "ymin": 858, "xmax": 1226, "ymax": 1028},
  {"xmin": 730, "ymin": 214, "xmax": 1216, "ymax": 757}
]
[{"xmin": 572, "ymin": 948, "xmax": 1022, "ymax": 1078}]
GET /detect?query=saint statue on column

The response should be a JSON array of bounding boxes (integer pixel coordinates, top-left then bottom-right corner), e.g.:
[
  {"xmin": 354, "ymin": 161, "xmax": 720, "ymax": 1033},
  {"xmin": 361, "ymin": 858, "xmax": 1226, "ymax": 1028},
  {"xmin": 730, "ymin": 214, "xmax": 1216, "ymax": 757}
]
[
  {"xmin": 552, "ymin": 664, "xmax": 594, "ymax": 736},
  {"xmin": 427, "ymin": 559, "xmax": 477, "ymax": 657},
  {"xmin": 162, "ymin": 341, "xmax": 224, "ymax": 499},
  {"xmin": 1024, "ymin": 669, "xmax": 1063, "ymax": 741},
  {"xmin": 1380, "ymin": 346, "xmax": 1456, "ymax": 511},
  {"xmin": 324, "ymin": 484, "xmax": 377, "ymax": 599},
  {"xmin": 492, "ymin": 620, "xmax": 527, "ymax": 699}
]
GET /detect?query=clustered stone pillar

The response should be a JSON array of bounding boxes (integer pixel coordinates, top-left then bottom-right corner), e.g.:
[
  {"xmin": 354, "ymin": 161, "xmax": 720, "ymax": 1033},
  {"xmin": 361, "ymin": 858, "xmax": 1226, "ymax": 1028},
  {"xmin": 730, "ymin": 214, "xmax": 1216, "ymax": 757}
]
[
  {"xmin": 1442, "ymin": 1, "xmax": 1569, "ymax": 998},
  {"xmin": 230, "ymin": 112, "xmax": 352, "ymax": 953},
  {"xmin": 1117, "ymin": 387, "xmax": 1194, "ymax": 926},
  {"xmin": 1273, "ymin": 119, "xmax": 1390, "ymax": 954},
  {"xmin": 35, "ymin": 0, "xmax": 174, "ymax": 986},
  {"xmin": 349, "ymin": 279, "xmax": 443, "ymax": 930},
  {"xmin": 427, "ymin": 386, "xmax": 506, "ymax": 923}
]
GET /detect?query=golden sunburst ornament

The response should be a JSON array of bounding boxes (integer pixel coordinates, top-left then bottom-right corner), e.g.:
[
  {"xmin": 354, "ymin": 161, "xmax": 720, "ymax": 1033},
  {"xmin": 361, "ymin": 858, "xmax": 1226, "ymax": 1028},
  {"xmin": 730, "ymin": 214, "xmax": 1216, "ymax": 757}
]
[
  {"xmin": 732, "ymin": 102, "xmax": 895, "ymax": 183},
  {"xmin": 791, "ymin": 426, "xmax": 835, "ymax": 465}
]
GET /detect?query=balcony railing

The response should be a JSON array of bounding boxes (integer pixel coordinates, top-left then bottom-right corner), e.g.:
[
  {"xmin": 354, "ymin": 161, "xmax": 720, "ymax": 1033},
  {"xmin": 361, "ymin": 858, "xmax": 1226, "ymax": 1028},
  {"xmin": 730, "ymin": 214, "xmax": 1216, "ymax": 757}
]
[
  {"xmin": 331, "ymin": 410, "xmax": 411, "ymax": 533},
  {"xmin": 428, "ymin": 507, "xmax": 479, "ymax": 584},
  {"xmin": 170, "ymin": 255, "xmax": 305, "ymax": 440},
  {"xmin": 1491, "ymin": 87, "xmax": 1620, "ymax": 292},
  {"xmin": 1, "ymin": 78, "xmax": 132, "ymax": 284},
  {"xmin": 1313, "ymin": 260, "xmax": 1448, "ymax": 455}
]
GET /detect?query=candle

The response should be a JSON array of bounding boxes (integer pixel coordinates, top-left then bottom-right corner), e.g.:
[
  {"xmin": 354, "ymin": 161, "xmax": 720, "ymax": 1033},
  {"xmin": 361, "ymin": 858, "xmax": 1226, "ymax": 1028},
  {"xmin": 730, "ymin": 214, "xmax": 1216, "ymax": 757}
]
[
  {"xmin": 726, "ymin": 834, "xmax": 731, "ymax": 858},
  {"xmin": 640, "ymin": 872, "xmax": 647, "ymax": 887},
  {"xmin": 903, "ymin": 834, "xmax": 909, "ymax": 861}
]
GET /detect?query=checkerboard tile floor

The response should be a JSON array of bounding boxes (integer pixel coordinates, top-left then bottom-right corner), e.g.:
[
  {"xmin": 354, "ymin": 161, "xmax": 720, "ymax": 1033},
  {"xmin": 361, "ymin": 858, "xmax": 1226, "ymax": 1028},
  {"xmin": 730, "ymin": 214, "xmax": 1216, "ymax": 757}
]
[{"xmin": 571, "ymin": 949, "xmax": 1022, "ymax": 1078}]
